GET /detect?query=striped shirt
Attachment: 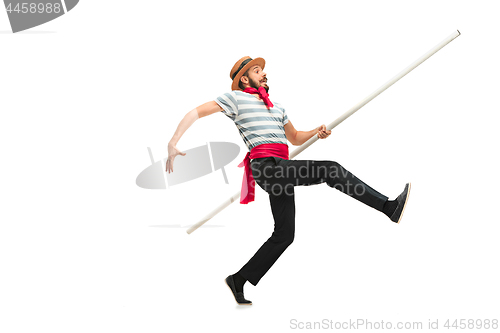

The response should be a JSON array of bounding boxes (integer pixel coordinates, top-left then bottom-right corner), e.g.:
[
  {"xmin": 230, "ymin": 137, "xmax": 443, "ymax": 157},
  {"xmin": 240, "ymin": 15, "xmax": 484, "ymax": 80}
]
[{"xmin": 215, "ymin": 90, "xmax": 289, "ymax": 151}]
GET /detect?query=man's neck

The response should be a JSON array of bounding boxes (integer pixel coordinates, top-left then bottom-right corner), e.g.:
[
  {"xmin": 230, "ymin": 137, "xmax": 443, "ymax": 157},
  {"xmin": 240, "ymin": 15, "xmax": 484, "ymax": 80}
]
[{"xmin": 243, "ymin": 86, "xmax": 262, "ymax": 99}]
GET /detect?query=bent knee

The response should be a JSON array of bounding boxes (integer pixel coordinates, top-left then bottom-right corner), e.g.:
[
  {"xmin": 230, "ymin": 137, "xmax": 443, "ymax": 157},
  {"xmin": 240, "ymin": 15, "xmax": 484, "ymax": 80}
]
[
  {"xmin": 270, "ymin": 231, "xmax": 295, "ymax": 246},
  {"xmin": 328, "ymin": 160, "xmax": 341, "ymax": 169}
]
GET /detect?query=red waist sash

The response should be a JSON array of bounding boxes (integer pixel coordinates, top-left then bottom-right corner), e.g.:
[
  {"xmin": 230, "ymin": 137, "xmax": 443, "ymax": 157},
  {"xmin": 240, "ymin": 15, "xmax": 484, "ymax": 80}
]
[{"xmin": 237, "ymin": 143, "xmax": 289, "ymax": 204}]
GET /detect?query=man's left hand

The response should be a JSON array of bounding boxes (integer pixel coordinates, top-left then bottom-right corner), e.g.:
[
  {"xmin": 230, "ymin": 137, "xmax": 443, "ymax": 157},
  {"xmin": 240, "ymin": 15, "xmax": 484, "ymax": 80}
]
[{"xmin": 317, "ymin": 124, "xmax": 331, "ymax": 139}]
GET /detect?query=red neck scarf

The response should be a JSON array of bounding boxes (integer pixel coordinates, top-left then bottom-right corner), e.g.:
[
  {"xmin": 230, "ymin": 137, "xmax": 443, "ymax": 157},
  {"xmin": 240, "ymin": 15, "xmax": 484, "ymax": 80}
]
[
  {"xmin": 238, "ymin": 143, "xmax": 289, "ymax": 204},
  {"xmin": 243, "ymin": 87, "xmax": 274, "ymax": 109}
]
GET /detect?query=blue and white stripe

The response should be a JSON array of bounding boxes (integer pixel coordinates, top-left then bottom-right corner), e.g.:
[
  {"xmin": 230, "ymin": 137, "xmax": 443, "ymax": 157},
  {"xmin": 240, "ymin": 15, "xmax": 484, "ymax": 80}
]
[{"xmin": 215, "ymin": 91, "xmax": 289, "ymax": 151}]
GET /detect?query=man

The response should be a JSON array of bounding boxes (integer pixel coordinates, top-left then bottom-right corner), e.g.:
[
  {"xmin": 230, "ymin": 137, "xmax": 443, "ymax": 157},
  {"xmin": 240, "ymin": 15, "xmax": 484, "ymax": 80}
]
[{"xmin": 166, "ymin": 56, "xmax": 410, "ymax": 305}]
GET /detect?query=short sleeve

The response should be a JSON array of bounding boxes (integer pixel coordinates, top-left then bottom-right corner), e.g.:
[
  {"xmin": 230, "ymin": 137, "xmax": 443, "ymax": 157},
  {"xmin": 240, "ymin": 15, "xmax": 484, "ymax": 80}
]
[
  {"xmin": 282, "ymin": 107, "xmax": 289, "ymax": 125},
  {"xmin": 215, "ymin": 92, "xmax": 238, "ymax": 121}
]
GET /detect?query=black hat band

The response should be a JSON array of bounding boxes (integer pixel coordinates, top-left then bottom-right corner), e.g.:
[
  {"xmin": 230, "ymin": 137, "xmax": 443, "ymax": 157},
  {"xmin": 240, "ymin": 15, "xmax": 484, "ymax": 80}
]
[{"xmin": 232, "ymin": 58, "xmax": 253, "ymax": 80}]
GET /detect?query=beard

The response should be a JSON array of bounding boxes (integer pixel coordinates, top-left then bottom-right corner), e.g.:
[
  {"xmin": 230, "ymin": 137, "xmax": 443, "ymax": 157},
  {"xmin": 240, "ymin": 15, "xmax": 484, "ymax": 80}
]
[{"xmin": 249, "ymin": 77, "xmax": 269, "ymax": 93}]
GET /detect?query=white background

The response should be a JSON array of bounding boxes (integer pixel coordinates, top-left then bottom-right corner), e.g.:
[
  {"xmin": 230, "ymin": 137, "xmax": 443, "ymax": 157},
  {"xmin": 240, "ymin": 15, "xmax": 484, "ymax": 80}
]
[{"xmin": 1, "ymin": 1, "xmax": 499, "ymax": 332}]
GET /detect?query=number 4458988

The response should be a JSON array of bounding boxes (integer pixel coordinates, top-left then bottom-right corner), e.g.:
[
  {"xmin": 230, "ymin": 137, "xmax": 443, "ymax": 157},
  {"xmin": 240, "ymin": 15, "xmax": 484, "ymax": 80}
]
[
  {"xmin": 444, "ymin": 319, "xmax": 498, "ymax": 330},
  {"xmin": 6, "ymin": 3, "xmax": 62, "ymax": 14}
]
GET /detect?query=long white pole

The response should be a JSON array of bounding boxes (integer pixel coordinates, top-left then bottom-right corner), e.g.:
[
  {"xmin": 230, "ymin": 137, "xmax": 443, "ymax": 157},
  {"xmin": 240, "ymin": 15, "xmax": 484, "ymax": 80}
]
[{"xmin": 187, "ymin": 30, "xmax": 461, "ymax": 235}]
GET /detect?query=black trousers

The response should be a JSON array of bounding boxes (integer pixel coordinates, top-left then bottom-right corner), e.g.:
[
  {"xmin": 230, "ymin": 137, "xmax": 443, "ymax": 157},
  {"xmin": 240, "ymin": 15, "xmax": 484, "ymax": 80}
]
[{"xmin": 238, "ymin": 156, "xmax": 389, "ymax": 286}]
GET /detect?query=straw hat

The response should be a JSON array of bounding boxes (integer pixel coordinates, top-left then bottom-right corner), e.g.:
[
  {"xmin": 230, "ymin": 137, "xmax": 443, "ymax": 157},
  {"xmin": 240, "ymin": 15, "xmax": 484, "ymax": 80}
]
[{"xmin": 230, "ymin": 56, "xmax": 266, "ymax": 91}]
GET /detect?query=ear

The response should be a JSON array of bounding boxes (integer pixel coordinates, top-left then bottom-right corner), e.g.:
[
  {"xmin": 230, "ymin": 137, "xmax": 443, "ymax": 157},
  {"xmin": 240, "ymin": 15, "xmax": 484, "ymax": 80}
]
[{"xmin": 240, "ymin": 75, "xmax": 249, "ymax": 85}]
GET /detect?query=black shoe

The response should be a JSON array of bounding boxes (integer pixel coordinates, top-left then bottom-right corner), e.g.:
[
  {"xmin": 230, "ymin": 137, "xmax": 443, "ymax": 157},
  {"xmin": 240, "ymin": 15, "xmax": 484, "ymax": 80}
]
[
  {"xmin": 390, "ymin": 183, "xmax": 411, "ymax": 224},
  {"xmin": 225, "ymin": 275, "xmax": 252, "ymax": 305}
]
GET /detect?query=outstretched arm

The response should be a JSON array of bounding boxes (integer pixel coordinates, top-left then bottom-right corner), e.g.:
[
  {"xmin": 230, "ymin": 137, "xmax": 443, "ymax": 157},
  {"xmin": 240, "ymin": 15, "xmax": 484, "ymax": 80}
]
[
  {"xmin": 284, "ymin": 121, "xmax": 331, "ymax": 146},
  {"xmin": 166, "ymin": 101, "xmax": 222, "ymax": 173}
]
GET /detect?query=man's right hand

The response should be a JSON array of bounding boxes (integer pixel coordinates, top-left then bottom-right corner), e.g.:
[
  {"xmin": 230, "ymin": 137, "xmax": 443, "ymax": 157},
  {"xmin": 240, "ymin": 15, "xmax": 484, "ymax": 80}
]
[
  {"xmin": 166, "ymin": 143, "xmax": 186, "ymax": 173},
  {"xmin": 165, "ymin": 101, "xmax": 222, "ymax": 173}
]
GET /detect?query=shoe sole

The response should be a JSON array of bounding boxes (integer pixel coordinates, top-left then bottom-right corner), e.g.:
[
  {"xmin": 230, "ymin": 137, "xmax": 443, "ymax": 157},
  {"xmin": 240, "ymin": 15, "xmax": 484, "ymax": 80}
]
[
  {"xmin": 225, "ymin": 278, "xmax": 252, "ymax": 306},
  {"xmin": 396, "ymin": 182, "xmax": 411, "ymax": 224}
]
